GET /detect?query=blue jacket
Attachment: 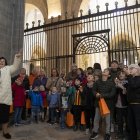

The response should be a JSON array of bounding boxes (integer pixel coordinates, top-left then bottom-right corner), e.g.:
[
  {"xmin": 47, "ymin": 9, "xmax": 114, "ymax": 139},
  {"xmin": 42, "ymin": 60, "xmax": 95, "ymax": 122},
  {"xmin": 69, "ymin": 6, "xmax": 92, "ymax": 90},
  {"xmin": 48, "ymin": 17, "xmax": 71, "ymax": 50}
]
[
  {"xmin": 32, "ymin": 76, "xmax": 47, "ymax": 89},
  {"xmin": 28, "ymin": 90, "xmax": 43, "ymax": 107},
  {"xmin": 47, "ymin": 92, "xmax": 60, "ymax": 108}
]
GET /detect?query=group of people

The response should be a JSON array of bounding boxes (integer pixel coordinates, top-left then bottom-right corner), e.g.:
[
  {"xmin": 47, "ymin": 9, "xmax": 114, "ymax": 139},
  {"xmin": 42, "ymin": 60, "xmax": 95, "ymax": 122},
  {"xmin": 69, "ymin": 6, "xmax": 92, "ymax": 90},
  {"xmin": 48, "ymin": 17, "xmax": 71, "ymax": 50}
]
[{"xmin": 0, "ymin": 52, "xmax": 140, "ymax": 140}]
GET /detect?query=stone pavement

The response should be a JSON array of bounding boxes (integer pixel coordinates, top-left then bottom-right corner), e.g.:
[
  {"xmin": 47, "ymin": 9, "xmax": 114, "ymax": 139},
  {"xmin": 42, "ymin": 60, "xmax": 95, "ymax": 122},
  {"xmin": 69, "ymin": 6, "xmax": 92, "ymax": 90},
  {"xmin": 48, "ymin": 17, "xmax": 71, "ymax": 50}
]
[{"xmin": 0, "ymin": 122, "xmax": 105, "ymax": 140}]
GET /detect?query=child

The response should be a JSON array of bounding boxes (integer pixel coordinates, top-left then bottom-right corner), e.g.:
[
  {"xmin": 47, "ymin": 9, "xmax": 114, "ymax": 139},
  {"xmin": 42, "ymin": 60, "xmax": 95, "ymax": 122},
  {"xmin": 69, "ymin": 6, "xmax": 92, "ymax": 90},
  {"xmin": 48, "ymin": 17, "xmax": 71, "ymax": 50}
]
[
  {"xmin": 12, "ymin": 77, "xmax": 26, "ymax": 126},
  {"xmin": 81, "ymin": 74, "xmax": 95, "ymax": 135},
  {"xmin": 60, "ymin": 86, "xmax": 69, "ymax": 129},
  {"xmin": 126, "ymin": 64, "xmax": 140, "ymax": 140},
  {"xmin": 47, "ymin": 86, "xmax": 60, "ymax": 125},
  {"xmin": 69, "ymin": 77, "xmax": 83, "ymax": 131},
  {"xmin": 90, "ymin": 69, "xmax": 116, "ymax": 140},
  {"xmin": 39, "ymin": 85, "xmax": 47, "ymax": 121},
  {"xmin": 28, "ymin": 86, "xmax": 43, "ymax": 123},
  {"xmin": 114, "ymin": 71, "xmax": 128, "ymax": 139}
]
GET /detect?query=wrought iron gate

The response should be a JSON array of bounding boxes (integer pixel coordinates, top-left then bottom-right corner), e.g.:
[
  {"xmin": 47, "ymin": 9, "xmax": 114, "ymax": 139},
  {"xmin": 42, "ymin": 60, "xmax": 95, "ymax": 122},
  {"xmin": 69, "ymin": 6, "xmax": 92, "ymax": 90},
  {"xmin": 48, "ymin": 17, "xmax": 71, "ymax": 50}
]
[{"xmin": 24, "ymin": 1, "xmax": 140, "ymax": 75}]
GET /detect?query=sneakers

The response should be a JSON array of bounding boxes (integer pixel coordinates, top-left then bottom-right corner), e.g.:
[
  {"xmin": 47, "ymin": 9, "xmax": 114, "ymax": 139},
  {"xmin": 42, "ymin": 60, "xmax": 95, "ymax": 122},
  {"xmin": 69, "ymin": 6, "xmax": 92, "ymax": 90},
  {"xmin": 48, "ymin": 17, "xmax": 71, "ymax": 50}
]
[
  {"xmin": 90, "ymin": 132, "xmax": 98, "ymax": 139},
  {"xmin": 85, "ymin": 128, "xmax": 89, "ymax": 135},
  {"xmin": 14, "ymin": 123, "xmax": 22, "ymax": 126},
  {"xmin": 3, "ymin": 133, "xmax": 11, "ymax": 139},
  {"xmin": 104, "ymin": 133, "xmax": 111, "ymax": 140}
]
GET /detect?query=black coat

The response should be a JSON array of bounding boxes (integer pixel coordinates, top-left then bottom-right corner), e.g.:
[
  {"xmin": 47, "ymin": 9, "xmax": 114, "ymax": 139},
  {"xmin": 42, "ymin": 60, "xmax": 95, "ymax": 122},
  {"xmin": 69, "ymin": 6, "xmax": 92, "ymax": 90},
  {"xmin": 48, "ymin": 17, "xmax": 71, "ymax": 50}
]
[
  {"xmin": 81, "ymin": 84, "xmax": 95, "ymax": 109},
  {"xmin": 93, "ymin": 79, "xmax": 116, "ymax": 111},
  {"xmin": 126, "ymin": 76, "xmax": 140, "ymax": 103}
]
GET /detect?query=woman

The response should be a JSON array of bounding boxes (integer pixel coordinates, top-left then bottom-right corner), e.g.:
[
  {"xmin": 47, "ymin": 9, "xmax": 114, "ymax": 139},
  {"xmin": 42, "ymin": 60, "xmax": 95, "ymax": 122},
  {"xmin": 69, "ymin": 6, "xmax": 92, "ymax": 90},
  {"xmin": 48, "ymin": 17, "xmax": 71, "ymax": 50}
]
[
  {"xmin": 46, "ymin": 68, "xmax": 63, "ymax": 123},
  {"xmin": 0, "ymin": 52, "xmax": 22, "ymax": 139},
  {"xmin": 46, "ymin": 68, "xmax": 63, "ymax": 92}
]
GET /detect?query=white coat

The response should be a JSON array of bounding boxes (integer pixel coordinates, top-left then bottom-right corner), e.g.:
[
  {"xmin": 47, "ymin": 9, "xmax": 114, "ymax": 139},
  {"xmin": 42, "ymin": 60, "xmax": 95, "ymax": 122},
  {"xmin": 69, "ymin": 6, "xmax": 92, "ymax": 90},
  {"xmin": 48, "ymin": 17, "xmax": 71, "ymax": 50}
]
[{"xmin": 0, "ymin": 55, "xmax": 21, "ymax": 105}]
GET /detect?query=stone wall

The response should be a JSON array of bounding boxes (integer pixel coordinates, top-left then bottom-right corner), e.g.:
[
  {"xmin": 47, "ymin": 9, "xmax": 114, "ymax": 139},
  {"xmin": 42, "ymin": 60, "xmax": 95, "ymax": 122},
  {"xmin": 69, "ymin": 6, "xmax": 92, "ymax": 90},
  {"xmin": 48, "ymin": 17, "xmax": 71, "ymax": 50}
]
[{"xmin": 0, "ymin": 0, "xmax": 24, "ymax": 64}]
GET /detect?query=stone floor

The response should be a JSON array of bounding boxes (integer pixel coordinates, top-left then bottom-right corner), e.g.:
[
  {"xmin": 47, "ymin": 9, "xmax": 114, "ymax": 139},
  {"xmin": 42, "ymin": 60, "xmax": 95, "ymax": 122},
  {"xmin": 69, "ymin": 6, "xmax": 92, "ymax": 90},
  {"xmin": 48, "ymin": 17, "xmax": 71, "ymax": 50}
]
[{"xmin": 0, "ymin": 122, "xmax": 105, "ymax": 140}]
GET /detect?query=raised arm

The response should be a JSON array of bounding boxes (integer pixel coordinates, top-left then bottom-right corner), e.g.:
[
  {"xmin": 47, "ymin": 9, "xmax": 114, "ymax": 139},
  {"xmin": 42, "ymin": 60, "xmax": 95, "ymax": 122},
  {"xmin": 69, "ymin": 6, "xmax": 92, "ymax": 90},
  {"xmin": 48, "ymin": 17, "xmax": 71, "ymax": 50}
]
[{"xmin": 10, "ymin": 51, "xmax": 22, "ymax": 75}]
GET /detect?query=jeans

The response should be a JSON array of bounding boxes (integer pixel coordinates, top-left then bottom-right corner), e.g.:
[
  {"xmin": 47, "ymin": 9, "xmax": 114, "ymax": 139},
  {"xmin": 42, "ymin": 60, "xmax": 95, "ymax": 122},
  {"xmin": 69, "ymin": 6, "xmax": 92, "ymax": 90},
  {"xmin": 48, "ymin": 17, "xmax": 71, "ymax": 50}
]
[
  {"xmin": 50, "ymin": 108, "xmax": 56, "ymax": 123},
  {"xmin": 93, "ymin": 107, "xmax": 111, "ymax": 134},
  {"xmin": 60, "ymin": 109, "xmax": 68, "ymax": 128},
  {"xmin": 14, "ymin": 107, "xmax": 23, "ymax": 124},
  {"xmin": 31, "ymin": 106, "xmax": 40, "ymax": 122}
]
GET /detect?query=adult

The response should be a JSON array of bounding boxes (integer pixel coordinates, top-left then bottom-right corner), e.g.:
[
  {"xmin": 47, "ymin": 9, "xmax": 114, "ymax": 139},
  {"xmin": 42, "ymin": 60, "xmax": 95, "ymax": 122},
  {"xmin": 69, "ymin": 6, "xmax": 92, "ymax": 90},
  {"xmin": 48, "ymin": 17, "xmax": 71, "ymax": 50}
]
[
  {"xmin": 46, "ymin": 68, "xmax": 63, "ymax": 92},
  {"xmin": 0, "ymin": 52, "xmax": 22, "ymax": 139},
  {"xmin": 110, "ymin": 60, "xmax": 121, "ymax": 81},
  {"xmin": 93, "ymin": 63, "xmax": 102, "ymax": 74},
  {"xmin": 77, "ymin": 68, "xmax": 87, "ymax": 86},
  {"xmin": 126, "ymin": 64, "xmax": 140, "ymax": 140},
  {"xmin": 12, "ymin": 68, "xmax": 29, "ymax": 90},
  {"xmin": 32, "ymin": 68, "xmax": 47, "ymax": 89},
  {"xmin": 46, "ymin": 68, "xmax": 63, "ymax": 123},
  {"xmin": 66, "ymin": 63, "xmax": 78, "ymax": 81},
  {"xmin": 28, "ymin": 67, "xmax": 39, "ymax": 87}
]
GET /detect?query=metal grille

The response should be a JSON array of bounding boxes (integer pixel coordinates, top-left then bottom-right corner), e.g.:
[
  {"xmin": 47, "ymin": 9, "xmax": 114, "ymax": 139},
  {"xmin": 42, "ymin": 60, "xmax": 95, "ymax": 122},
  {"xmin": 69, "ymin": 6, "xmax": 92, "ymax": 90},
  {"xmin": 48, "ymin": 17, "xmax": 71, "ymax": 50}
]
[{"xmin": 24, "ymin": 1, "xmax": 140, "ymax": 75}]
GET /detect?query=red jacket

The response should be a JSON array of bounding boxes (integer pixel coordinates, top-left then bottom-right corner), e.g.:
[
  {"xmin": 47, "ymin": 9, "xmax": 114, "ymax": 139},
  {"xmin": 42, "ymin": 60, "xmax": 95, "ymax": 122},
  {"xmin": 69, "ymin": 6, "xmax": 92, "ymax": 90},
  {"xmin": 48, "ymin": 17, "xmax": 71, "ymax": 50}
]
[
  {"xmin": 12, "ymin": 83, "xmax": 26, "ymax": 107},
  {"xmin": 40, "ymin": 91, "xmax": 47, "ymax": 107}
]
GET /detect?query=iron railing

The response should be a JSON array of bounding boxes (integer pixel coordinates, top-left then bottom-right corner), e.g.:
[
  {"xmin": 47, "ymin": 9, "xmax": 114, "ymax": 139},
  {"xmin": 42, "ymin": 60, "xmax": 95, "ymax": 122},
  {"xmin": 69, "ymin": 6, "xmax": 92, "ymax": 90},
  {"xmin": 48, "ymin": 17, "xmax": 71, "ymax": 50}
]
[{"xmin": 24, "ymin": 0, "xmax": 140, "ymax": 75}]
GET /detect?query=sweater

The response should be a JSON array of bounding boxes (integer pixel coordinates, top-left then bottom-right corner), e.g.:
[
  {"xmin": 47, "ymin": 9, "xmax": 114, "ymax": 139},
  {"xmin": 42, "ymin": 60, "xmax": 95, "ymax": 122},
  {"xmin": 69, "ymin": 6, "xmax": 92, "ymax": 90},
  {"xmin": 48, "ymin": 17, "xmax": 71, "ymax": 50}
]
[
  {"xmin": 93, "ymin": 79, "xmax": 116, "ymax": 110},
  {"xmin": 47, "ymin": 92, "xmax": 60, "ymax": 108}
]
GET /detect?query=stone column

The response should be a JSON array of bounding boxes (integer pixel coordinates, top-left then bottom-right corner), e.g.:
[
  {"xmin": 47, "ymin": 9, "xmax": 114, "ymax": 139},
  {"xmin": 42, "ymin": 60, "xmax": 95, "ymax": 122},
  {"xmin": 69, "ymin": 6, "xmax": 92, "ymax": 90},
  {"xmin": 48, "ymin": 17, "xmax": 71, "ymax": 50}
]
[{"xmin": 0, "ymin": 0, "xmax": 25, "ymax": 64}]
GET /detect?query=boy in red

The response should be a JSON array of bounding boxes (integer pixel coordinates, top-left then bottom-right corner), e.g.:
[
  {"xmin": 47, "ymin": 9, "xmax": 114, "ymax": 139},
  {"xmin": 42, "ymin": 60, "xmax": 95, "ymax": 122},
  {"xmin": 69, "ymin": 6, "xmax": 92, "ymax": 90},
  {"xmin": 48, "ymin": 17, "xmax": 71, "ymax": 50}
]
[{"xmin": 12, "ymin": 77, "xmax": 26, "ymax": 126}]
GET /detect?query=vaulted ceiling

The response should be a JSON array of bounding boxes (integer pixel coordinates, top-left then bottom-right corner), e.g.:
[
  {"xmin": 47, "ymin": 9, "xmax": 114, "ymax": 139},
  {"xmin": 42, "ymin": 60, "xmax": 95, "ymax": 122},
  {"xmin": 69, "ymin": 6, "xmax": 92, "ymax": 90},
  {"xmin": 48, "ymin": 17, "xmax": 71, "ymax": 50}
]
[{"xmin": 25, "ymin": 0, "xmax": 83, "ymax": 20}]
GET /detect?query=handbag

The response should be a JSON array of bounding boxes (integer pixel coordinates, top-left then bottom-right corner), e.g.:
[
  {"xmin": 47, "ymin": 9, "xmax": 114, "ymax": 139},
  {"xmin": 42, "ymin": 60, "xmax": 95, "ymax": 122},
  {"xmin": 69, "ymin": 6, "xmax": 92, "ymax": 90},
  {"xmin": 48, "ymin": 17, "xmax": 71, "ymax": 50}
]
[
  {"xmin": 81, "ymin": 111, "xmax": 86, "ymax": 125},
  {"xmin": 98, "ymin": 98, "xmax": 110, "ymax": 116},
  {"xmin": 26, "ymin": 98, "xmax": 31, "ymax": 109},
  {"xmin": 66, "ymin": 111, "xmax": 74, "ymax": 127}
]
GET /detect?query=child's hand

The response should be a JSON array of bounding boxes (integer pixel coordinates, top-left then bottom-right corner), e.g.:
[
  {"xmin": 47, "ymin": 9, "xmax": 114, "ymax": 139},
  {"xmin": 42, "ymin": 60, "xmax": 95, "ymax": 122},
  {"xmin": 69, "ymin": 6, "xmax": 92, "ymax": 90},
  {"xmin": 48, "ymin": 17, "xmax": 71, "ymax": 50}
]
[
  {"xmin": 79, "ymin": 86, "xmax": 83, "ymax": 92},
  {"xmin": 114, "ymin": 78, "xmax": 119, "ymax": 85},
  {"xmin": 96, "ymin": 93, "xmax": 101, "ymax": 98}
]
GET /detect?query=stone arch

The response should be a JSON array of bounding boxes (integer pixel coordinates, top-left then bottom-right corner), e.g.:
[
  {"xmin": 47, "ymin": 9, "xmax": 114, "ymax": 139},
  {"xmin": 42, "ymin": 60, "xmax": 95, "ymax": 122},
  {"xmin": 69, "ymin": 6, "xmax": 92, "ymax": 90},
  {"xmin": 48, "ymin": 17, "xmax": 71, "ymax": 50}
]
[
  {"xmin": 60, "ymin": 0, "xmax": 82, "ymax": 18},
  {"xmin": 25, "ymin": 3, "xmax": 45, "ymax": 28},
  {"xmin": 25, "ymin": 0, "xmax": 48, "ymax": 21}
]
